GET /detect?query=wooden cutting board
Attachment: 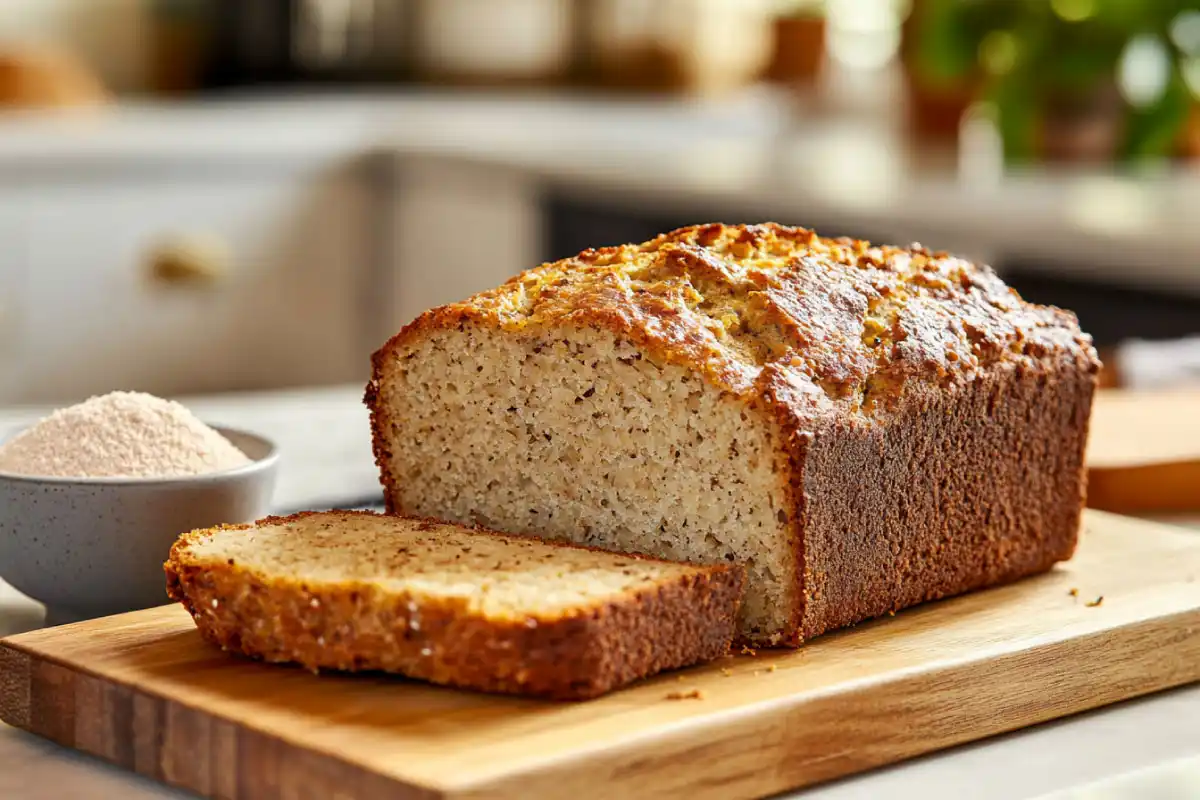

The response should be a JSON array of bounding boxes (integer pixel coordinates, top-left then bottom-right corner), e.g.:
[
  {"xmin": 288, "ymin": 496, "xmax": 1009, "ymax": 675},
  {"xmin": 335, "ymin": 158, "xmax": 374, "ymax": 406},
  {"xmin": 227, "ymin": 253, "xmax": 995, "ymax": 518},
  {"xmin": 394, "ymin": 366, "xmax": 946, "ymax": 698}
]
[
  {"xmin": 1088, "ymin": 389, "xmax": 1200, "ymax": 515},
  {"xmin": 2, "ymin": 510, "xmax": 1199, "ymax": 800}
]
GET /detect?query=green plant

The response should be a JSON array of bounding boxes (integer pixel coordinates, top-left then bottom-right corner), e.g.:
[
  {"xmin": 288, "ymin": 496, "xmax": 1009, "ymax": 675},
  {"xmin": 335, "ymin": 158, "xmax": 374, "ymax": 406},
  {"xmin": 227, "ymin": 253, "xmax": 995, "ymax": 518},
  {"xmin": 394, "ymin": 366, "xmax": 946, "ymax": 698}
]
[{"xmin": 910, "ymin": 0, "xmax": 1200, "ymax": 161}]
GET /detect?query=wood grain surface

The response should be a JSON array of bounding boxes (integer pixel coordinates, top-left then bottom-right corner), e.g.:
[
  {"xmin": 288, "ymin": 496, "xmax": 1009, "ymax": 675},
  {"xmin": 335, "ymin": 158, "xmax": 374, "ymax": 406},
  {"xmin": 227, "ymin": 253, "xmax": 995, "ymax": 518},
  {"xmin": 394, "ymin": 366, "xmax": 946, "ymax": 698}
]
[
  {"xmin": 1087, "ymin": 390, "xmax": 1200, "ymax": 514},
  {"xmin": 2, "ymin": 510, "xmax": 1199, "ymax": 800}
]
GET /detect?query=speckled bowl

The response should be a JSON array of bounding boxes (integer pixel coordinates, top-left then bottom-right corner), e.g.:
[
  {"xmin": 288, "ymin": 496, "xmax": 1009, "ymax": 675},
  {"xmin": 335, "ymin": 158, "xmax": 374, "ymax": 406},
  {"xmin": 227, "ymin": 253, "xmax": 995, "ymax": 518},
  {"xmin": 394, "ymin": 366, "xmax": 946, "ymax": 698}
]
[{"xmin": 0, "ymin": 426, "xmax": 278, "ymax": 627}]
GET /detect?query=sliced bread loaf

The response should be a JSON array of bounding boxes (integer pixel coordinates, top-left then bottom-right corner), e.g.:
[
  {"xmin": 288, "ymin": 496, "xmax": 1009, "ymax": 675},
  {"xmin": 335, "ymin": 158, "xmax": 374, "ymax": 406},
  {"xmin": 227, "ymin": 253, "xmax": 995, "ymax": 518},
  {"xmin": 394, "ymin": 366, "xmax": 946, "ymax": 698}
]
[
  {"xmin": 366, "ymin": 222, "xmax": 1100, "ymax": 646},
  {"xmin": 165, "ymin": 511, "xmax": 745, "ymax": 699}
]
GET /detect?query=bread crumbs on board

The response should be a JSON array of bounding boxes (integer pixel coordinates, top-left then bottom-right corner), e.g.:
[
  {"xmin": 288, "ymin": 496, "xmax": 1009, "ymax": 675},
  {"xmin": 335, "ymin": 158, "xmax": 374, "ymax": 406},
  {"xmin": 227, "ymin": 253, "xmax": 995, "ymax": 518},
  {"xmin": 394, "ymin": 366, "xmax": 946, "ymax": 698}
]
[
  {"xmin": 740, "ymin": 645, "xmax": 757, "ymax": 656},
  {"xmin": 666, "ymin": 690, "xmax": 704, "ymax": 701},
  {"xmin": 1085, "ymin": 595, "xmax": 1104, "ymax": 607},
  {"xmin": 1068, "ymin": 587, "xmax": 1079, "ymax": 598}
]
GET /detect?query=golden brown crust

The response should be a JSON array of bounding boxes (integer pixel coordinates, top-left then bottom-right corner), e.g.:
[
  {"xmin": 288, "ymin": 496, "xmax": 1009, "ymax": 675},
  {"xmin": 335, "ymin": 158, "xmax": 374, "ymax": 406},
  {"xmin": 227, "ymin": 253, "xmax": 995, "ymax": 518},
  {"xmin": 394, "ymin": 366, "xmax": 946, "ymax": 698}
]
[
  {"xmin": 365, "ymin": 222, "xmax": 1101, "ymax": 647},
  {"xmin": 165, "ymin": 512, "xmax": 745, "ymax": 700},
  {"xmin": 797, "ymin": 360, "xmax": 1096, "ymax": 638},
  {"xmin": 370, "ymin": 222, "xmax": 1097, "ymax": 418},
  {"xmin": 362, "ymin": 377, "xmax": 398, "ymax": 515}
]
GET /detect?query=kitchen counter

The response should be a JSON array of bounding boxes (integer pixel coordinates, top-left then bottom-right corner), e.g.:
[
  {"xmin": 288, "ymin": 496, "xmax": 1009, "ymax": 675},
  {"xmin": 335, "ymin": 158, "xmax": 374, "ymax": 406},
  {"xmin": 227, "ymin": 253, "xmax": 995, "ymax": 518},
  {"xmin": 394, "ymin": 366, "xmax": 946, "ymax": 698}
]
[
  {"xmin": 0, "ymin": 89, "xmax": 1199, "ymax": 296},
  {"xmin": 2, "ymin": 385, "xmax": 1198, "ymax": 800}
]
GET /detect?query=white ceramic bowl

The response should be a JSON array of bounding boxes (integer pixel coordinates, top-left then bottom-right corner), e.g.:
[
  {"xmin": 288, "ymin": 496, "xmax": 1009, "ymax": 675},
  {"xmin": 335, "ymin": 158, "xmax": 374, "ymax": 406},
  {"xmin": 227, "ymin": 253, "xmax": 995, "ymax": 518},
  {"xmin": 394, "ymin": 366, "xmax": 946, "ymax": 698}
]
[{"xmin": 0, "ymin": 426, "xmax": 278, "ymax": 626}]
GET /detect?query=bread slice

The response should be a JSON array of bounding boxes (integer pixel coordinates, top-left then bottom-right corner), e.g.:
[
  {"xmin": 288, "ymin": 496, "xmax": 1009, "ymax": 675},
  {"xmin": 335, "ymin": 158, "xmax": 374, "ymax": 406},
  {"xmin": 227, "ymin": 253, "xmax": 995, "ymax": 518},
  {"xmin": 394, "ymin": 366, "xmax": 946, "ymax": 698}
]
[
  {"xmin": 165, "ymin": 511, "xmax": 745, "ymax": 699},
  {"xmin": 366, "ymin": 222, "xmax": 1100, "ymax": 646}
]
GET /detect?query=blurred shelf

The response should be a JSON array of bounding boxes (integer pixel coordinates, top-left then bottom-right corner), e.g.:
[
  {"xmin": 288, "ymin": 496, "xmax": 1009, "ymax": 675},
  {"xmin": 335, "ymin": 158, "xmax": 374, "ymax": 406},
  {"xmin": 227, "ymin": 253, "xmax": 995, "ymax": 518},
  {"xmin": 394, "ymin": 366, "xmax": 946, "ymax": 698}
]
[{"xmin": 0, "ymin": 87, "xmax": 1198, "ymax": 295}]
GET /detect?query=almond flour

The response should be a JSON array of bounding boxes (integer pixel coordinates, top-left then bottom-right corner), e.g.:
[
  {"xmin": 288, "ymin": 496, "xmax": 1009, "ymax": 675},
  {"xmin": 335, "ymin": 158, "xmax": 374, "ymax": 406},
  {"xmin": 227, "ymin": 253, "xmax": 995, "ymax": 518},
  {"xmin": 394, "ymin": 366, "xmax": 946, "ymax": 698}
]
[{"xmin": 0, "ymin": 391, "xmax": 251, "ymax": 479}]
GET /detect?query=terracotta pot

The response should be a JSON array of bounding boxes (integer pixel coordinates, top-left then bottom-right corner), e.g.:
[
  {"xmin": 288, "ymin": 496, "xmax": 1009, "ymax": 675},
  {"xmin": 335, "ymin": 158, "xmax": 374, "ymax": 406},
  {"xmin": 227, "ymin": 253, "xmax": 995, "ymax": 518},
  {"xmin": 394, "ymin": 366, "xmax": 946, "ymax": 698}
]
[
  {"xmin": 899, "ymin": 0, "xmax": 976, "ymax": 144},
  {"xmin": 1034, "ymin": 83, "xmax": 1124, "ymax": 164},
  {"xmin": 1180, "ymin": 104, "xmax": 1200, "ymax": 160},
  {"xmin": 764, "ymin": 15, "xmax": 826, "ymax": 86},
  {"xmin": 903, "ymin": 73, "xmax": 976, "ymax": 143}
]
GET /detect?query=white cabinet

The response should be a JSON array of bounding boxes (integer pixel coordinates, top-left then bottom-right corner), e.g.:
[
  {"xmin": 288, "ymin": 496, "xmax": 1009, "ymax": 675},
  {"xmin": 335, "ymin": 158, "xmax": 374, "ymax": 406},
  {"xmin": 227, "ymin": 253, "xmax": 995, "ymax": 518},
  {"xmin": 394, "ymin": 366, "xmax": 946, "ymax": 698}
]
[
  {"xmin": 1, "ymin": 163, "xmax": 374, "ymax": 405},
  {"xmin": 385, "ymin": 156, "xmax": 542, "ymax": 335}
]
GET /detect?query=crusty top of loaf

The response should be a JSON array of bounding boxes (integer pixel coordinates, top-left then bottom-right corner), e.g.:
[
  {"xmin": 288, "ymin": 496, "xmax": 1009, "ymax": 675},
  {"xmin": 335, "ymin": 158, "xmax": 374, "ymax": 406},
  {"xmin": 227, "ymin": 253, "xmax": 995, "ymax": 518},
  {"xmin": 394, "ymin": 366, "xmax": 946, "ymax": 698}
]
[{"xmin": 378, "ymin": 223, "xmax": 1100, "ymax": 420}]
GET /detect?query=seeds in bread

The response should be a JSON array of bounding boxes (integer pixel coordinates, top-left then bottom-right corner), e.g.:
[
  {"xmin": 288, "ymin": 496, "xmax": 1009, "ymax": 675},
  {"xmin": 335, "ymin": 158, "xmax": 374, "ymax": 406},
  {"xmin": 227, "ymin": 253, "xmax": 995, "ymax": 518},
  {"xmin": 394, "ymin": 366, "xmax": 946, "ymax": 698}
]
[{"xmin": 165, "ymin": 511, "xmax": 745, "ymax": 700}]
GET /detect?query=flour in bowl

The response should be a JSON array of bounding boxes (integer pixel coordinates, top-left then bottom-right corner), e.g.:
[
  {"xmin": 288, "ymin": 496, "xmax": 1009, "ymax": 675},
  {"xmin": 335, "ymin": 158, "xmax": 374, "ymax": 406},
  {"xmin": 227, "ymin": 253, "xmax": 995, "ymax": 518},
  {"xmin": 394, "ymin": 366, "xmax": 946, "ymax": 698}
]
[{"xmin": 0, "ymin": 391, "xmax": 251, "ymax": 479}]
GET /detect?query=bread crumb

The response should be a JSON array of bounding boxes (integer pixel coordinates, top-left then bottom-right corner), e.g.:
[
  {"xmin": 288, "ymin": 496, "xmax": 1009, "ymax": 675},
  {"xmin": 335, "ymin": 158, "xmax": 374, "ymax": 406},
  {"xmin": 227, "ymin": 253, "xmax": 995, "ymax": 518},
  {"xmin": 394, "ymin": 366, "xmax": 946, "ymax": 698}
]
[
  {"xmin": 888, "ymin": 610, "xmax": 895, "ymax": 617},
  {"xmin": 1085, "ymin": 595, "xmax": 1104, "ymax": 608},
  {"xmin": 1068, "ymin": 588, "xmax": 1078, "ymax": 598},
  {"xmin": 740, "ymin": 645, "xmax": 757, "ymax": 656},
  {"xmin": 666, "ymin": 689, "xmax": 703, "ymax": 700},
  {"xmin": 720, "ymin": 668, "xmax": 733, "ymax": 677},
  {"xmin": 767, "ymin": 664, "xmax": 777, "ymax": 673}
]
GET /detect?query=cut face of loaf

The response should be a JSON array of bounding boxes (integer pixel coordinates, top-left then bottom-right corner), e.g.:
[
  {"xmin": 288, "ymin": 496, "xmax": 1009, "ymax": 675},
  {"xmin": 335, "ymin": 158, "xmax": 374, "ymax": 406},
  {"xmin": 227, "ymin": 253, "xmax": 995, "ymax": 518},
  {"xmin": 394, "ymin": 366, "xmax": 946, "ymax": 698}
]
[
  {"xmin": 375, "ymin": 326, "xmax": 794, "ymax": 642},
  {"xmin": 165, "ymin": 512, "xmax": 745, "ymax": 699},
  {"xmin": 367, "ymin": 223, "xmax": 1101, "ymax": 646}
]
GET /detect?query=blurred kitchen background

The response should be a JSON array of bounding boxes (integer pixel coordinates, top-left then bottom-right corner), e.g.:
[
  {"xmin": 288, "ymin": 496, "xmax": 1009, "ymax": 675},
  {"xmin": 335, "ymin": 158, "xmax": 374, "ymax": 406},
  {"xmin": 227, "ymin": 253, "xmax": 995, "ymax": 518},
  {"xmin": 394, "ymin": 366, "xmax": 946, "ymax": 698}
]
[{"xmin": 0, "ymin": 0, "xmax": 1198, "ymax": 405}]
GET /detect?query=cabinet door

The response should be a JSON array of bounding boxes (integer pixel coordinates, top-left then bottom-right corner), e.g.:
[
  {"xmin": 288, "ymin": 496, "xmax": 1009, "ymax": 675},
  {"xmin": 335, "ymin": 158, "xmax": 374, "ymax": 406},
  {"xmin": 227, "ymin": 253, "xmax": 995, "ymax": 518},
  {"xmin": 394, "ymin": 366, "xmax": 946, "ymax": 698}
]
[
  {"xmin": 386, "ymin": 157, "xmax": 541, "ymax": 336},
  {"xmin": 18, "ymin": 168, "xmax": 371, "ymax": 404}
]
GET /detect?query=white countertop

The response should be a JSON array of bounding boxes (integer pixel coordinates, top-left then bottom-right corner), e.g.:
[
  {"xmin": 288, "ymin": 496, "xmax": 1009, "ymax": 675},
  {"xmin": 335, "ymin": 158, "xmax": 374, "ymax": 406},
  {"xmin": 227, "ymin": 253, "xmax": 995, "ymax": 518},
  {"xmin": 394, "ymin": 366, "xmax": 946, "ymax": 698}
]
[
  {"xmin": 1, "ymin": 385, "xmax": 1198, "ymax": 800},
  {"xmin": 1, "ymin": 89, "xmax": 1199, "ymax": 295}
]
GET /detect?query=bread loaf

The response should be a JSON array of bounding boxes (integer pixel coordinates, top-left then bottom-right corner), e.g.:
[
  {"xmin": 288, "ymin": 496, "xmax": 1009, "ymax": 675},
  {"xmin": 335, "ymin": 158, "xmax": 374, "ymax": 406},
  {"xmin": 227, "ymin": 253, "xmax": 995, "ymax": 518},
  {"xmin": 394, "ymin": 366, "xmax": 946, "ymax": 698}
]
[
  {"xmin": 366, "ymin": 223, "xmax": 1100, "ymax": 646},
  {"xmin": 165, "ymin": 511, "xmax": 744, "ymax": 699}
]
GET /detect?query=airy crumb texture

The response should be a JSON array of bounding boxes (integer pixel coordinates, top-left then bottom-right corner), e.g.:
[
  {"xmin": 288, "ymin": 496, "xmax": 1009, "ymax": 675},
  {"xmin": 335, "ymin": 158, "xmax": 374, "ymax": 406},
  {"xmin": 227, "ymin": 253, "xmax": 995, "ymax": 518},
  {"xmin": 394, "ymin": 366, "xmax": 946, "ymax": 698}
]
[
  {"xmin": 367, "ymin": 222, "xmax": 1100, "ymax": 647},
  {"xmin": 0, "ymin": 391, "xmax": 249, "ymax": 479},
  {"xmin": 166, "ymin": 511, "xmax": 745, "ymax": 700},
  {"xmin": 372, "ymin": 325, "xmax": 794, "ymax": 643}
]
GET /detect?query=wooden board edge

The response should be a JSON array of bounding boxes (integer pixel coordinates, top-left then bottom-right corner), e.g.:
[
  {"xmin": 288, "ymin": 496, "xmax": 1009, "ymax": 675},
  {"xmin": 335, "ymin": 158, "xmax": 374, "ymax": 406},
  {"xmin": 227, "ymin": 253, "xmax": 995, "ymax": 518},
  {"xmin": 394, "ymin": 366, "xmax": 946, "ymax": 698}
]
[
  {"xmin": 1088, "ymin": 462, "xmax": 1200, "ymax": 515},
  {"xmin": 448, "ymin": 608, "xmax": 1200, "ymax": 800},
  {"xmin": 0, "ymin": 643, "xmax": 32, "ymax": 730},
  {"xmin": 3, "ymin": 603, "xmax": 1199, "ymax": 800},
  {"xmin": 0, "ymin": 638, "xmax": 443, "ymax": 800}
]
